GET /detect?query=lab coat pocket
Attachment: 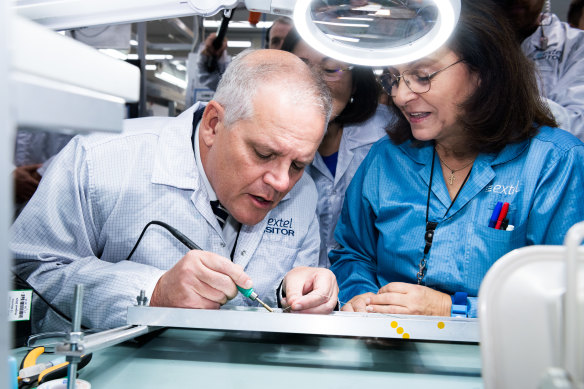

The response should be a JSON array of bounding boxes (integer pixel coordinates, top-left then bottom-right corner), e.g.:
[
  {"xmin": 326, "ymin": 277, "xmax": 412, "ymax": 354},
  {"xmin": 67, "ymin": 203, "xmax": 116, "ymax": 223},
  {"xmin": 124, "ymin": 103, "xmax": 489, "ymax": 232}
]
[{"xmin": 464, "ymin": 222, "xmax": 527, "ymax": 288}]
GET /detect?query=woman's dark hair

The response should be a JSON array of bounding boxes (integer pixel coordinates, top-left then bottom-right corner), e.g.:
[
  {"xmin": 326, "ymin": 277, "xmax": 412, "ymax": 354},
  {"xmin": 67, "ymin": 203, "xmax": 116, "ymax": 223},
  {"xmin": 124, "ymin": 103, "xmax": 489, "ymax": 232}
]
[
  {"xmin": 387, "ymin": 0, "xmax": 557, "ymax": 152},
  {"xmin": 281, "ymin": 27, "xmax": 379, "ymax": 126},
  {"xmin": 568, "ymin": 0, "xmax": 584, "ymax": 28}
]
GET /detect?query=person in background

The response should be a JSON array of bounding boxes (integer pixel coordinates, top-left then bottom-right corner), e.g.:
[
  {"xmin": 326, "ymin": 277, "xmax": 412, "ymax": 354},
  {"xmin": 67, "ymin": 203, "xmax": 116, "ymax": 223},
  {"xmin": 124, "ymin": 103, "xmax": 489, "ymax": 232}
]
[
  {"xmin": 568, "ymin": 0, "xmax": 584, "ymax": 29},
  {"xmin": 280, "ymin": 28, "xmax": 395, "ymax": 268},
  {"xmin": 198, "ymin": 17, "xmax": 293, "ymax": 91},
  {"xmin": 492, "ymin": 0, "xmax": 584, "ymax": 141},
  {"xmin": 12, "ymin": 49, "xmax": 339, "ymax": 333},
  {"xmin": 12, "ymin": 130, "xmax": 74, "ymax": 216},
  {"xmin": 329, "ymin": 0, "xmax": 584, "ymax": 318}
]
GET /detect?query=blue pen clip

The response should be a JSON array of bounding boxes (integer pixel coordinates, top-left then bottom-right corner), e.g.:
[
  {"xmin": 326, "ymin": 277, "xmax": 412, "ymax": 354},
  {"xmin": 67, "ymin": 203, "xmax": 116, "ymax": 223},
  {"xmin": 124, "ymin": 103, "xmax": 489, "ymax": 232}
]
[{"xmin": 488, "ymin": 201, "xmax": 503, "ymax": 228}]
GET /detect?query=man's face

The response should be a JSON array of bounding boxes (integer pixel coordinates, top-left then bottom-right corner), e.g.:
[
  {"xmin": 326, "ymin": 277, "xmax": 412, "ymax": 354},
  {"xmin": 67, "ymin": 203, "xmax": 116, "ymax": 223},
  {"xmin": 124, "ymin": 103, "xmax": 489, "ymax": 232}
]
[
  {"xmin": 493, "ymin": 0, "xmax": 546, "ymax": 40},
  {"xmin": 269, "ymin": 22, "xmax": 293, "ymax": 49},
  {"xmin": 200, "ymin": 85, "xmax": 325, "ymax": 226}
]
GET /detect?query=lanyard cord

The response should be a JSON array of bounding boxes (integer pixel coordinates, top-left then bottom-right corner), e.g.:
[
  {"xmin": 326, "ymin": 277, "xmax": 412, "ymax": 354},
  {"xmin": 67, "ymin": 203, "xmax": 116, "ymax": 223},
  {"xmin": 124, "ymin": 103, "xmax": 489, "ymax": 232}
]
[{"xmin": 417, "ymin": 147, "xmax": 473, "ymax": 284}]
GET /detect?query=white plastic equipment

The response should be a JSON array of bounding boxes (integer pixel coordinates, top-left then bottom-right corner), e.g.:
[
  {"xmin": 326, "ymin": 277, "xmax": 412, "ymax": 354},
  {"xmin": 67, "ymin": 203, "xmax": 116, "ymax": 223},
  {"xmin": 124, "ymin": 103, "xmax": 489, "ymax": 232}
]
[{"xmin": 479, "ymin": 221, "xmax": 584, "ymax": 389}]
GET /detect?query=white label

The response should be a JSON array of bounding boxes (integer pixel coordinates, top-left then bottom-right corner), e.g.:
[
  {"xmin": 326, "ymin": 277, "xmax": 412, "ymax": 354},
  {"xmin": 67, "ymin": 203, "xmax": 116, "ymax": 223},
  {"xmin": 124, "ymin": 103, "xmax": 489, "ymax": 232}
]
[{"xmin": 8, "ymin": 290, "xmax": 32, "ymax": 321}]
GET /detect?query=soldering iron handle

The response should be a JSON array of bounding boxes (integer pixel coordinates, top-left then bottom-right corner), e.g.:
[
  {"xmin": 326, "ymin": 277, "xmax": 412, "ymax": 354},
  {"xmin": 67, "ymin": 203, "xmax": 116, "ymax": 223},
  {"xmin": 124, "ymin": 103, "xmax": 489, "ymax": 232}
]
[{"xmin": 236, "ymin": 286, "xmax": 257, "ymax": 300}]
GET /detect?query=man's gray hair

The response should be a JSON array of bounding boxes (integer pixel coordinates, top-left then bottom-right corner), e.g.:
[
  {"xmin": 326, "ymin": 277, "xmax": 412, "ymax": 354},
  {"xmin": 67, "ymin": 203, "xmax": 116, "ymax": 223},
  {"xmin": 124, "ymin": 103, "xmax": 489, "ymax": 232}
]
[{"xmin": 212, "ymin": 49, "xmax": 332, "ymax": 127}]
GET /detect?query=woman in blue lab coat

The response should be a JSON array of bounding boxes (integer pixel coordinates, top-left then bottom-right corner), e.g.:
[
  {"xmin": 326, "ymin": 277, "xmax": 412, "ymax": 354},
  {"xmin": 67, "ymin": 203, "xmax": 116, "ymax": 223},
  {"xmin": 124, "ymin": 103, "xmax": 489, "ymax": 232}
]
[
  {"xmin": 329, "ymin": 0, "xmax": 584, "ymax": 318},
  {"xmin": 281, "ymin": 28, "xmax": 395, "ymax": 268}
]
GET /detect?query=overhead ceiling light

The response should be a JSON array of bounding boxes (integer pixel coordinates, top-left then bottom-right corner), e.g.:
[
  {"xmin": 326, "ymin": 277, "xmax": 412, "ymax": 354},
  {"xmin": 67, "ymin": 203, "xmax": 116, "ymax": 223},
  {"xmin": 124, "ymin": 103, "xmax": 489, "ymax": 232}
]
[
  {"xmin": 99, "ymin": 50, "xmax": 174, "ymax": 61},
  {"xmin": 227, "ymin": 40, "xmax": 252, "ymax": 48},
  {"xmin": 154, "ymin": 71, "xmax": 187, "ymax": 89}
]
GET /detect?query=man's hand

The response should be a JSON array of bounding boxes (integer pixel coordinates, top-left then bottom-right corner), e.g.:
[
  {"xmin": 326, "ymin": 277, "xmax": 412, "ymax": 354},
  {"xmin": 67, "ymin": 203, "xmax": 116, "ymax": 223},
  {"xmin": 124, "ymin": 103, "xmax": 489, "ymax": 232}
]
[
  {"xmin": 150, "ymin": 250, "xmax": 252, "ymax": 309},
  {"xmin": 201, "ymin": 33, "xmax": 228, "ymax": 59},
  {"xmin": 340, "ymin": 292, "xmax": 377, "ymax": 312},
  {"xmin": 366, "ymin": 282, "xmax": 451, "ymax": 316},
  {"xmin": 281, "ymin": 267, "xmax": 339, "ymax": 314},
  {"xmin": 13, "ymin": 164, "xmax": 42, "ymax": 202}
]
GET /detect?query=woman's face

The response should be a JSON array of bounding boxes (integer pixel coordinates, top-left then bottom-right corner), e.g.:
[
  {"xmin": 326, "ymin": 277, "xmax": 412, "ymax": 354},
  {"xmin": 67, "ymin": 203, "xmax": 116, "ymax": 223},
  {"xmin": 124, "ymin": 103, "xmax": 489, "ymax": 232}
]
[
  {"xmin": 292, "ymin": 40, "xmax": 353, "ymax": 120},
  {"xmin": 388, "ymin": 48, "xmax": 479, "ymax": 148}
]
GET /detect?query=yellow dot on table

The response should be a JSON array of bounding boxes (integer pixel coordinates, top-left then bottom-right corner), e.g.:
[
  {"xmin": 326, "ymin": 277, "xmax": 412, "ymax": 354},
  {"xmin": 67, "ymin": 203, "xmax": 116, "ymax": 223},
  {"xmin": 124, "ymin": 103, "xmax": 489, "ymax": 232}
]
[
  {"xmin": 437, "ymin": 322, "xmax": 445, "ymax": 329},
  {"xmin": 390, "ymin": 321, "xmax": 398, "ymax": 328},
  {"xmin": 396, "ymin": 327, "xmax": 404, "ymax": 334},
  {"xmin": 402, "ymin": 333, "xmax": 410, "ymax": 339}
]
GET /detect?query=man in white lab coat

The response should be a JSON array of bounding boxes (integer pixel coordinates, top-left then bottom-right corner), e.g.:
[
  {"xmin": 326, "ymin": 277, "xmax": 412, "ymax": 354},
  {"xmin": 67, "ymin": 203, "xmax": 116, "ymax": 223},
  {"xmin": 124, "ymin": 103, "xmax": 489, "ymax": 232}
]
[
  {"xmin": 11, "ymin": 49, "xmax": 338, "ymax": 332},
  {"xmin": 494, "ymin": 0, "xmax": 584, "ymax": 141}
]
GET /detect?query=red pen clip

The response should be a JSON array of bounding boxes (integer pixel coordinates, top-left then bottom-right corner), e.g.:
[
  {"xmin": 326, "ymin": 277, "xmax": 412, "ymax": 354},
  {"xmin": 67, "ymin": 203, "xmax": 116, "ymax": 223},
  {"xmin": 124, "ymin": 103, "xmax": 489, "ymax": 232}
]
[{"xmin": 494, "ymin": 202, "xmax": 509, "ymax": 230}]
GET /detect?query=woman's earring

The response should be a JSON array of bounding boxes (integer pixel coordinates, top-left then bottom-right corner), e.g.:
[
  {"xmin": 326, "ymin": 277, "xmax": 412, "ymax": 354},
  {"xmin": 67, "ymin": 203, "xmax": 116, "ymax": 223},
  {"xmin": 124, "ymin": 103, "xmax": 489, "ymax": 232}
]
[{"xmin": 350, "ymin": 96, "xmax": 354, "ymax": 104}]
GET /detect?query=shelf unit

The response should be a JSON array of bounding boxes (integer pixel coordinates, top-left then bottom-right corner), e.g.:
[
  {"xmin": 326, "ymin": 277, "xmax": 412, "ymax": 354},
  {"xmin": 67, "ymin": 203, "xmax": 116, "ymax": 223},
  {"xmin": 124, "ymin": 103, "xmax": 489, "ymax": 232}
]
[
  {"xmin": 1, "ymin": 0, "xmax": 12, "ymax": 384},
  {"xmin": 3, "ymin": 7, "xmax": 141, "ymax": 385}
]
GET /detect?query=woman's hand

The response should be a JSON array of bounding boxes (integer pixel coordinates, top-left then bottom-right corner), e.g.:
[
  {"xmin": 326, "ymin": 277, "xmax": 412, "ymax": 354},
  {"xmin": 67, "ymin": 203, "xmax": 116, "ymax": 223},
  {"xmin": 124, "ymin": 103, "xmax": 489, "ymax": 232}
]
[
  {"xmin": 340, "ymin": 292, "xmax": 377, "ymax": 312},
  {"xmin": 366, "ymin": 282, "xmax": 452, "ymax": 316}
]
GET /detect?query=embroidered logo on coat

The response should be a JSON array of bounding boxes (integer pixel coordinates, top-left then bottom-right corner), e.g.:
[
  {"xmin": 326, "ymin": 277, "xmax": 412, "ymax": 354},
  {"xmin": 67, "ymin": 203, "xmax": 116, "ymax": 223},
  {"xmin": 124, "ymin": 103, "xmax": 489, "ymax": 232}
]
[
  {"xmin": 533, "ymin": 50, "xmax": 561, "ymax": 61},
  {"xmin": 265, "ymin": 217, "xmax": 295, "ymax": 236},
  {"xmin": 485, "ymin": 182, "xmax": 521, "ymax": 195}
]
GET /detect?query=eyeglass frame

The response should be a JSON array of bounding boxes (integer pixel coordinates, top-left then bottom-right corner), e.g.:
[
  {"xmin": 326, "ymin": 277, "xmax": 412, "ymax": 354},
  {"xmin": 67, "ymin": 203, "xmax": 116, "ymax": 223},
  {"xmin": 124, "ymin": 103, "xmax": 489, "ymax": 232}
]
[{"xmin": 380, "ymin": 59, "xmax": 465, "ymax": 97}]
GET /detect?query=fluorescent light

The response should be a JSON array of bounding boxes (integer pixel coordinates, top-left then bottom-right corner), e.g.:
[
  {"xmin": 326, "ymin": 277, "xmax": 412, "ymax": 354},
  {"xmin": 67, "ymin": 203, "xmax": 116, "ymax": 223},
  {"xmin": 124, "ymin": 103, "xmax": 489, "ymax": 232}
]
[
  {"xmin": 99, "ymin": 50, "xmax": 173, "ymax": 61},
  {"xmin": 154, "ymin": 71, "xmax": 186, "ymax": 89},
  {"xmin": 130, "ymin": 39, "xmax": 138, "ymax": 46},
  {"xmin": 145, "ymin": 64, "xmax": 157, "ymax": 71},
  {"xmin": 143, "ymin": 54, "xmax": 174, "ymax": 60},
  {"xmin": 227, "ymin": 41, "xmax": 252, "ymax": 48},
  {"xmin": 313, "ymin": 21, "xmax": 370, "ymax": 28},
  {"xmin": 325, "ymin": 34, "xmax": 359, "ymax": 43},
  {"xmin": 352, "ymin": 4, "xmax": 381, "ymax": 12},
  {"xmin": 338, "ymin": 17, "xmax": 374, "ymax": 21}
]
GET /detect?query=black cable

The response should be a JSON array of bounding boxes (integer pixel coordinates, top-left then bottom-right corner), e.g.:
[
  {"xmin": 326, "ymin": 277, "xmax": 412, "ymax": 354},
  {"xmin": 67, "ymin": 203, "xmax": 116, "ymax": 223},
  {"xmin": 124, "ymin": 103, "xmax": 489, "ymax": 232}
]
[
  {"xmin": 125, "ymin": 221, "xmax": 201, "ymax": 262},
  {"xmin": 13, "ymin": 221, "xmax": 197, "ymax": 331},
  {"xmin": 11, "ymin": 271, "xmax": 90, "ymax": 330}
]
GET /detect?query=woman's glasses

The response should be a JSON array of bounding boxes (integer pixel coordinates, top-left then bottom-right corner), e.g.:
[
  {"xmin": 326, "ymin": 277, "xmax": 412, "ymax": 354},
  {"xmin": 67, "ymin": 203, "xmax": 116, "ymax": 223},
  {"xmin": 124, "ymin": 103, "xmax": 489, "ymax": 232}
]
[{"xmin": 380, "ymin": 59, "xmax": 464, "ymax": 97}]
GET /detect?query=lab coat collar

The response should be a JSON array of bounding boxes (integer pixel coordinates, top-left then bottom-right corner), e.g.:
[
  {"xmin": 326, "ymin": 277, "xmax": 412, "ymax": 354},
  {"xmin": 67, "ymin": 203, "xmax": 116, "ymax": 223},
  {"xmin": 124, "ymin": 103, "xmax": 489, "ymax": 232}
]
[
  {"xmin": 151, "ymin": 103, "xmax": 206, "ymax": 190},
  {"xmin": 311, "ymin": 104, "xmax": 391, "ymax": 183},
  {"xmin": 342, "ymin": 105, "xmax": 392, "ymax": 150},
  {"xmin": 521, "ymin": 13, "xmax": 561, "ymax": 56},
  {"xmin": 401, "ymin": 136, "xmax": 529, "ymax": 213},
  {"xmin": 398, "ymin": 135, "xmax": 529, "ymax": 168}
]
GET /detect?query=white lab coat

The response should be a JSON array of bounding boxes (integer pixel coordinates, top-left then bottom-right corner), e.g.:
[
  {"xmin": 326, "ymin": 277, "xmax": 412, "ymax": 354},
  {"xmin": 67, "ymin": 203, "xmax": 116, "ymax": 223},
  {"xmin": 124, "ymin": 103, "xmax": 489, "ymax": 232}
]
[
  {"xmin": 11, "ymin": 103, "xmax": 320, "ymax": 332},
  {"xmin": 306, "ymin": 104, "xmax": 394, "ymax": 267},
  {"xmin": 522, "ymin": 13, "xmax": 584, "ymax": 141}
]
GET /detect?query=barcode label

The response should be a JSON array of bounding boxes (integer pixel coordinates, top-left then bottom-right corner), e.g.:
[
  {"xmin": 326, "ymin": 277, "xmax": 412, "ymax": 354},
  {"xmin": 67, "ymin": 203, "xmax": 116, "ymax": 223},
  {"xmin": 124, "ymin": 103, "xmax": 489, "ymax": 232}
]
[{"xmin": 8, "ymin": 290, "xmax": 32, "ymax": 321}]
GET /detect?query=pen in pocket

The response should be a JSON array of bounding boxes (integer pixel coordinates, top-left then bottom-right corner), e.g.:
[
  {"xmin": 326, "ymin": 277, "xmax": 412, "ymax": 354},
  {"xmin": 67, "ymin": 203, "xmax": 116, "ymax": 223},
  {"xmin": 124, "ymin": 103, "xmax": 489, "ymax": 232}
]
[
  {"xmin": 495, "ymin": 202, "xmax": 509, "ymax": 230},
  {"xmin": 488, "ymin": 201, "xmax": 503, "ymax": 228}
]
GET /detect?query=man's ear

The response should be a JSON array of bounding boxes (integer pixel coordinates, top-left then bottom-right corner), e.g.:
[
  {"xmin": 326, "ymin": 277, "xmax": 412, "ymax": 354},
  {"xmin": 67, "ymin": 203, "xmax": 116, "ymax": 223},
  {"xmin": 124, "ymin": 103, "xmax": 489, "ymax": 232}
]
[{"xmin": 200, "ymin": 101, "xmax": 224, "ymax": 148}]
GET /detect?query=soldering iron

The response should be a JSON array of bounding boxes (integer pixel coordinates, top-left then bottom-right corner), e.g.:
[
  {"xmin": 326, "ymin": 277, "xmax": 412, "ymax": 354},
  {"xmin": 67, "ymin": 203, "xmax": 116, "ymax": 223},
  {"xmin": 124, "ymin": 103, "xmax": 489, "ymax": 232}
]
[{"xmin": 126, "ymin": 221, "xmax": 273, "ymax": 312}]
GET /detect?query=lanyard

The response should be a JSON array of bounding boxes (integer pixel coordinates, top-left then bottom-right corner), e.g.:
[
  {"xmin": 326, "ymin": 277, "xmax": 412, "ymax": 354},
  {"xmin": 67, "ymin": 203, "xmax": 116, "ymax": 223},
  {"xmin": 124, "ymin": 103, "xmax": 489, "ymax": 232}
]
[{"xmin": 417, "ymin": 147, "xmax": 472, "ymax": 284}]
